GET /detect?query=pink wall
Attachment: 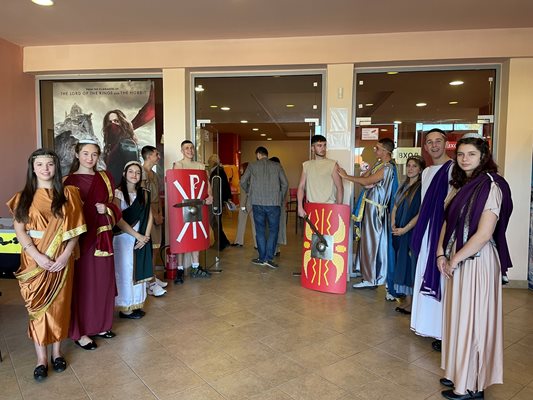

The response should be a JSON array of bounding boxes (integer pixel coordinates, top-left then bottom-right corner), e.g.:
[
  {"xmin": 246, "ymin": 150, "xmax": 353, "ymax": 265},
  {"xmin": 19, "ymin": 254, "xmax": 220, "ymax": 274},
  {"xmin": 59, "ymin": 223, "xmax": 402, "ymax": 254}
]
[{"xmin": 0, "ymin": 38, "xmax": 36, "ymax": 216}]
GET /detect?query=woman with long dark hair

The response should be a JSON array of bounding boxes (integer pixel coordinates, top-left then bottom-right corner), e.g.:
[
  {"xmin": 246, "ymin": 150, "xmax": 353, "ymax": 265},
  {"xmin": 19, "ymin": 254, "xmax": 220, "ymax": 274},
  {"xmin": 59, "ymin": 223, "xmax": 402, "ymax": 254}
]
[
  {"xmin": 437, "ymin": 135, "xmax": 512, "ymax": 399},
  {"xmin": 113, "ymin": 161, "xmax": 155, "ymax": 318},
  {"xmin": 7, "ymin": 149, "xmax": 86, "ymax": 380},
  {"xmin": 65, "ymin": 140, "xmax": 122, "ymax": 350},
  {"xmin": 391, "ymin": 155, "xmax": 425, "ymax": 314}
]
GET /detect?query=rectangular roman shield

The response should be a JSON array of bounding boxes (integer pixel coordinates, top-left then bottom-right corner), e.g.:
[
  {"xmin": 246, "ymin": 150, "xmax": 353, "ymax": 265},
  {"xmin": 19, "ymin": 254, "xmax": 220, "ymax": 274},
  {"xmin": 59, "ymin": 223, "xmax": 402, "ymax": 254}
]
[
  {"xmin": 301, "ymin": 203, "xmax": 350, "ymax": 294},
  {"xmin": 166, "ymin": 169, "xmax": 210, "ymax": 253}
]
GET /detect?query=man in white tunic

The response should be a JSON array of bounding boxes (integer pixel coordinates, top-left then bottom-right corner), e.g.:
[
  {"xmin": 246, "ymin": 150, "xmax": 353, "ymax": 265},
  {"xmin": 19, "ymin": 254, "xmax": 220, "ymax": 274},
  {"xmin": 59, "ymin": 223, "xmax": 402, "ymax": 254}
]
[{"xmin": 410, "ymin": 129, "xmax": 453, "ymax": 351}]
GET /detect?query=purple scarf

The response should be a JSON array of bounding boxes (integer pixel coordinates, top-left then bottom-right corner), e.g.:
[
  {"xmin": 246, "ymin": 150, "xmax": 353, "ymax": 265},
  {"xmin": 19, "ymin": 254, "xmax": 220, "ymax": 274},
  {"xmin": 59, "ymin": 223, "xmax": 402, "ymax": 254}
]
[
  {"xmin": 443, "ymin": 172, "xmax": 513, "ymax": 275},
  {"xmin": 410, "ymin": 160, "xmax": 453, "ymax": 301}
]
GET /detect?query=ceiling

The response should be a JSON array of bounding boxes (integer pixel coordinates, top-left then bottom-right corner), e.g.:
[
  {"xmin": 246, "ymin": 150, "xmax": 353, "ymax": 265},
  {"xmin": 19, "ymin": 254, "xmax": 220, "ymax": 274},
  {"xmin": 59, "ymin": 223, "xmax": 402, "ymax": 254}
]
[{"xmin": 1, "ymin": 0, "xmax": 533, "ymax": 47}]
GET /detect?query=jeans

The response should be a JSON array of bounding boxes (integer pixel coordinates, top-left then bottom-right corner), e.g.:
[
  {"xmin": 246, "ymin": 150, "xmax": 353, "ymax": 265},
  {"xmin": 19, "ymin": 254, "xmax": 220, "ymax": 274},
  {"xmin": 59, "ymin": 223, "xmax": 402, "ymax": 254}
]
[{"xmin": 252, "ymin": 205, "xmax": 281, "ymax": 262}]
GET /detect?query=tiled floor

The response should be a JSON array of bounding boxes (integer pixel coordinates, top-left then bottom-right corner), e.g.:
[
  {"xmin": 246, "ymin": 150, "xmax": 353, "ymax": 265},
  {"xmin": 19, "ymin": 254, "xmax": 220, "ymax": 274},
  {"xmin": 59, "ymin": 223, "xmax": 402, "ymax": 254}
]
[{"xmin": 1, "ymin": 214, "xmax": 532, "ymax": 400}]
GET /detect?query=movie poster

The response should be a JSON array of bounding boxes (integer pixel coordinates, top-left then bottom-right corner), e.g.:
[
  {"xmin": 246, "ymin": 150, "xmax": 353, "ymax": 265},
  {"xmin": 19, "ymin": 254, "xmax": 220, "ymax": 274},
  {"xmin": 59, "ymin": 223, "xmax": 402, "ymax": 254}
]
[{"xmin": 52, "ymin": 80, "xmax": 156, "ymax": 185}]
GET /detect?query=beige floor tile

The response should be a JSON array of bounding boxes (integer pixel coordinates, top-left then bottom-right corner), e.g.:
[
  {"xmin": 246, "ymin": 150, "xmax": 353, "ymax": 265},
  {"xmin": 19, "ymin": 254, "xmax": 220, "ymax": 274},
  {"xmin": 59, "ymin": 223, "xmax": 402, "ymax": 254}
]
[
  {"xmin": 0, "ymin": 369, "xmax": 24, "ymax": 400},
  {"xmin": 16, "ymin": 364, "xmax": 88, "ymax": 400},
  {"xmin": 378, "ymin": 333, "xmax": 433, "ymax": 362},
  {"xmin": 285, "ymin": 342, "xmax": 344, "ymax": 369},
  {"xmin": 318, "ymin": 357, "xmax": 382, "ymax": 392},
  {"xmin": 278, "ymin": 372, "xmax": 348, "ymax": 400},
  {"xmin": 187, "ymin": 350, "xmax": 246, "ymax": 382},
  {"xmin": 511, "ymin": 385, "xmax": 533, "ymax": 400},
  {"xmin": 160, "ymin": 384, "xmax": 226, "ymax": 400},
  {"xmin": 90, "ymin": 379, "xmax": 156, "ymax": 400},
  {"xmin": 210, "ymin": 368, "xmax": 272, "ymax": 399},
  {"xmin": 135, "ymin": 361, "xmax": 205, "ymax": 398},
  {"xmin": 221, "ymin": 338, "xmax": 278, "ymax": 364},
  {"xmin": 320, "ymin": 333, "xmax": 372, "ymax": 357},
  {"xmin": 248, "ymin": 388, "xmax": 295, "ymax": 400},
  {"xmin": 72, "ymin": 360, "xmax": 138, "ymax": 396},
  {"xmin": 249, "ymin": 353, "xmax": 308, "ymax": 387},
  {"xmin": 411, "ymin": 349, "xmax": 444, "ymax": 376}
]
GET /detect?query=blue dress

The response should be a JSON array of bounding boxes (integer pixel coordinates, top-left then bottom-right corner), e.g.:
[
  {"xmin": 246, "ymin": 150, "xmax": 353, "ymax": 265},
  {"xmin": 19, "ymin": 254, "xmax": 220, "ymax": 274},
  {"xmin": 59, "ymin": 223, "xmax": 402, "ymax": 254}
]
[{"xmin": 392, "ymin": 183, "xmax": 421, "ymax": 295}]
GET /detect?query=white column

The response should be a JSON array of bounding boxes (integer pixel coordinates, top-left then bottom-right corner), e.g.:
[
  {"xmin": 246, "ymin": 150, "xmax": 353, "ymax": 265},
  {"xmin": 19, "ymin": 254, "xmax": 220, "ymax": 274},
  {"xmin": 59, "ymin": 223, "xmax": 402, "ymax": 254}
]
[{"xmin": 499, "ymin": 58, "xmax": 533, "ymax": 283}]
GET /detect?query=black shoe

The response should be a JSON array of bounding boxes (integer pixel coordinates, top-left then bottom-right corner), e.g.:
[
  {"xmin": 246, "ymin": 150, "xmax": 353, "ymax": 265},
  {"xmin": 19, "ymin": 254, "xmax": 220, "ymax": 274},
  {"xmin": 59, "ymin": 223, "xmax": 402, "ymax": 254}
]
[
  {"xmin": 51, "ymin": 356, "xmax": 67, "ymax": 372},
  {"xmin": 93, "ymin": 330, "xmax": 116, "ymax": 339},
  {"xmin": 119, "ymin": 311, "xmax": 142, "ymax": 319},
  {"xmin": 230, "ymin": 243, "xmax": 242, "ymax": 247},
  {"xmin": 174, "ymin": 269, "xmax": 184, "ymax": 284},
  {"xmin": 74, "ymin": 339, "xmax": 97, "ymax": 350},
  {"xmin": 133, "ymin": 309, "xmax": 145, "ymax": 317},
  {"xmin": 440, "ymin": 378, "xmax": 454, "ymax": 388},
  {"xmin": 264, "ymin": 260, "xmax": 279, "ymax": 269},
  {"xmin": 432, "ymin": 339, "xmax": 442, "ymax": 352},
  {"xmin": 33, "ymin": 364, "xmax": 48, "ymax": 381},
  {"xmin": 441, "ymin": 389, "xmax": 484, "ymax": 399},
  {"xmin": 251, "ymin": 258, "xmax": 266, "ymax": 266}
]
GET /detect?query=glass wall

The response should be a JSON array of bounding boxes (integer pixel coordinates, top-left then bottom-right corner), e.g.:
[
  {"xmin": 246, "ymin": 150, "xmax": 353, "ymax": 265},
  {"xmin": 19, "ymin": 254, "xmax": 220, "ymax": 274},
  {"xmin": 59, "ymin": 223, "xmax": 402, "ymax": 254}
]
[{"xmin": 354, "ymin": 68, "xmax": 497, "ymax": 182}]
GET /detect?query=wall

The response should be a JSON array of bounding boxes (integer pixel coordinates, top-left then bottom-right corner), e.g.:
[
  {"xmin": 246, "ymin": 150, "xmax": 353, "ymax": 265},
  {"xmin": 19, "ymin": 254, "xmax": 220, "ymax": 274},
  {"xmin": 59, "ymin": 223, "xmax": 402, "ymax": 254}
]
[
  {"xmin": 0, "ymin": 38, "xmax": 36, "ymax": 216},
  {"xmin": 241, "ymin": 140, "xmax": 309, "ymax": 190},
  {"xmin": 23, "ymin": 28, "xmax": 533, "ymax": 72},
  {"xmin": 499, "ymin": 58, "xmax": 533, "ymax": 281}
]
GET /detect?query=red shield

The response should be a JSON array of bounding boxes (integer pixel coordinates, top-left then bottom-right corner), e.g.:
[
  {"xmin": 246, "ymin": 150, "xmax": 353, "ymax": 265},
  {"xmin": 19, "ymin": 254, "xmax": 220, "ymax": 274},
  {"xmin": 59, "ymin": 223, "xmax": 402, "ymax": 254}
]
[
  {"xmin": 301, "ymin": 203, "xmax": 350, "ymax": 294},
  {"xmin": 166, "ymin": 169, "xmax": 210, "ymax": 253}
]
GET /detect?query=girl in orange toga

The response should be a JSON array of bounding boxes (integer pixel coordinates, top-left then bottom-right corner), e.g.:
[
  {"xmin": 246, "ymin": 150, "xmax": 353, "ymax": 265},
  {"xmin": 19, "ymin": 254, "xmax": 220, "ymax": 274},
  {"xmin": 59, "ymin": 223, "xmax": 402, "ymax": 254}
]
[{"xmin": 7, "ymin": 149, "xmax": 86, "ymax": 381}]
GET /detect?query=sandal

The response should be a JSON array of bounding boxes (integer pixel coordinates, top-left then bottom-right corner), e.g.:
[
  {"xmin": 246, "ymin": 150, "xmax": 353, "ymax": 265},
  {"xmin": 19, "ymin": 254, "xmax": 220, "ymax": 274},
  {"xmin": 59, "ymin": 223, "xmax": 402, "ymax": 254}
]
[
  {"xmin": 51, "ymin": 356, "xmax": 67, "ymax": 372},
  {"xmin": 34, "ymin": 364, "xmax": 48, "ymax": 381},
  {"xmin": 190, "ymin": 267, "xmax": 211, "ymax": 278}
]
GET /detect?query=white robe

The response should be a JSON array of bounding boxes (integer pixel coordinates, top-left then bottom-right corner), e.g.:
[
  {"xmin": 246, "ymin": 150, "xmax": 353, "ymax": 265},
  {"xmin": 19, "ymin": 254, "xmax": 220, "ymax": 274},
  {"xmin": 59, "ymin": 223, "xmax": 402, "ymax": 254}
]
[
  {"xmin": 410, "ymin": 163, "xmax": 451, "ymax": 339},
  {"xmin": 113, "ymin": 190, "xmax": 147, "ymax": 312}
]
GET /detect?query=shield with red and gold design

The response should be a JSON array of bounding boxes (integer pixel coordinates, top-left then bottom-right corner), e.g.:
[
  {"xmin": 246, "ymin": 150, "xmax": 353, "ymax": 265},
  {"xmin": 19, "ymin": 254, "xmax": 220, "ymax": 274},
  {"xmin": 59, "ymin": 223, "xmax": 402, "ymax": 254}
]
[
  {"xmin": 301, "ymin": 203, "xmax": 350, "ymax": 294},
  {"xmin": 166, "ymin": 169, "xmax": 210, "ymax": 253}
]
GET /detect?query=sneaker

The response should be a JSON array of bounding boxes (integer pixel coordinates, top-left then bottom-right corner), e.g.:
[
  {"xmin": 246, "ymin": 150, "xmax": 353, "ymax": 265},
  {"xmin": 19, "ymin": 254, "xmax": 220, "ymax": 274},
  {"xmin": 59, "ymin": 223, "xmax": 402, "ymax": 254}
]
[
  {"xmin": 190, "ymin": 267, "xmax": 211, "ymax": 278},
  {"xmin": 385, "ymin": 292, "xmax": 397, "ymax": 301},
  {"xmin": 352, "ymin": 280, "xmax": 377, "ymax": 289},
  {"xmin": 147, "ymin": 282, "xmax": 166, "ymax": 297},
  {"xmin": 155, "ymin": 277, "xmax": 168, "ymax": 288},
  {"xmin": 251, "ymin": 258, "xmax": 266, "ymax": 266},
  {"xmin": 264, "ymin": 260, "xmax": 279, "ymax": 269}
]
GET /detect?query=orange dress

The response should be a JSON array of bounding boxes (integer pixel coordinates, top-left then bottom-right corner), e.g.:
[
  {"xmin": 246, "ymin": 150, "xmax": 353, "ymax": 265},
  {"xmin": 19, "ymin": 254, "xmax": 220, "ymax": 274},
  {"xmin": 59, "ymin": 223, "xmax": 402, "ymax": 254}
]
[{"xmin": 7, "ymin": 186, "xmax": 86, "ymax": 345}]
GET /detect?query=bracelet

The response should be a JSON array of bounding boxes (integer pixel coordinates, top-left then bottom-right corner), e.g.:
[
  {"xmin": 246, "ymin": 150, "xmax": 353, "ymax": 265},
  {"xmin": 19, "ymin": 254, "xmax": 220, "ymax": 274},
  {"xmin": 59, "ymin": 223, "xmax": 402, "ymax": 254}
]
[
  {"xmin": 22, "ymin": 242, "xmax": 33, "ymax": 251},
  {"xmin": 436, "ymin": 254, "xmax": 446, "ymax": 260}
]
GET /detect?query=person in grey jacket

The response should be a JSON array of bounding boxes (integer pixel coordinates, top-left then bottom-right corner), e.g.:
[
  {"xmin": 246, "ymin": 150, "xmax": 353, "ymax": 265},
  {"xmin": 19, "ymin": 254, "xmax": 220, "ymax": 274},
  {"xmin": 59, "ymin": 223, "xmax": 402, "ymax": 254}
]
[{"xmin": 240, "ymin": 147, "xmax": 288, "ymax": 268}]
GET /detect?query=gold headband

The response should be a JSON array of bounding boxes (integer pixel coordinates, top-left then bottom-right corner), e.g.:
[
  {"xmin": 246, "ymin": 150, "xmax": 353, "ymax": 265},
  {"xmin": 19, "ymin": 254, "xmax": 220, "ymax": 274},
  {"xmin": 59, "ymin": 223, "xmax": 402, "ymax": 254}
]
[{"xmin": 32, "ymin": 154, "xmax": 55, "ymax": 160}]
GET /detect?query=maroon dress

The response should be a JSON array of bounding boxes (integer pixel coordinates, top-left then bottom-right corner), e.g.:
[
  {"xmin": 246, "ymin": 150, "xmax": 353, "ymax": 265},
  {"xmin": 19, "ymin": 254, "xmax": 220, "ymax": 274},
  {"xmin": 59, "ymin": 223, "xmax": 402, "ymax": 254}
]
[{"xmin": 64, "ymin": 171, "xmax": 121, "ymax": 340}]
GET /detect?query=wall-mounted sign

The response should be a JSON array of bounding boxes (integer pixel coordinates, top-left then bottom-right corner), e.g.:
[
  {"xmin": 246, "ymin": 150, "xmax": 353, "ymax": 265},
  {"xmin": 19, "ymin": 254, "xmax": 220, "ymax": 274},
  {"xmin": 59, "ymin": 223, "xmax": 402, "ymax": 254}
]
[
  {"xmin": 394, "ymin": 147, "xmax": 422, "ymax": 164},
  {"xmin": 361, "ymin": 127, "xmax": 379, "ymax": 140}
]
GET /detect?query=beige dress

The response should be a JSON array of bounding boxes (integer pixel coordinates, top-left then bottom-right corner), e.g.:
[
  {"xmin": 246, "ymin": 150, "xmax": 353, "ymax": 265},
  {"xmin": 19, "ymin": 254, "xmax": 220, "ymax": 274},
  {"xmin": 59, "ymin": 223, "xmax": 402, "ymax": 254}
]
[{"xmin": 441, "ymin": 182, "xmax": 503, "ymax": 394}]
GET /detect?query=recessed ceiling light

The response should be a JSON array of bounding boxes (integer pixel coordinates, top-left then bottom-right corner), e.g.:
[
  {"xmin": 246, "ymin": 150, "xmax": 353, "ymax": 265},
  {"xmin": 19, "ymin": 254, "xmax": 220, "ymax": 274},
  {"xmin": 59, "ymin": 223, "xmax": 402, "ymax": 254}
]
[
  {"xmin": 312, "ymin": 104, "xmax": 318, "ymax": 110},
  {"xmin": 32, "ymin": 0, "xmax": 54, "ymax": 6},
  {"xmin": 286, "ymin": 104, "xmax": 295, "ymax": 108},
  {"xmin": 220, "ymin": 106, "xmax": 230, "ymax": 111},
  {"xmin": 380, "ymin": 129, "xmax": 388, "ymax": 132},
  {"xmin": 387, "ymin": 71, "xmax": 399, "ymax": 75},
  {"xmin": 365, "ymin": 103, "xmax": 374, "ymax": 107},
  {"xmin": 252, "ymin": 128, "xmax": 259, "ymax": 131},
  {"xmin": 194, "ymin": 85, "xmax": 204, "ymax": 92},
  {"xmin": 240, "ymin": 120, "xmax": 248, "ymax": 123},
  {"xmin": 449, "ymin": 101, "xmax": 459, "ymax": 105},
  {"xmin": 449, "ymin": 80, "xmax": 464, "ymax": 86},
  {"xmin": 267, "ymin": 138, "xmax": 273, "ymax": 141},
  {"xmin": 394, "ymin": 120, "xmax": 402, "ymax": 124},
  {"xmin": 358, "ymin": 104, "xmax": 363, "ymax": 109},
  {"xmin": 313, "ymin": 82, "xmax": 318, "ymax": 87},
  {"xmin": 209, "ymin": 105, "xmax": 218, "ymax": 108},
  {"xmin": 260, "ymin": 133, "xmax": 266, "ymax": 137},
  {"xmin": 416, "ymin": 102, "xmax": 427, "ymax": 107}
]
